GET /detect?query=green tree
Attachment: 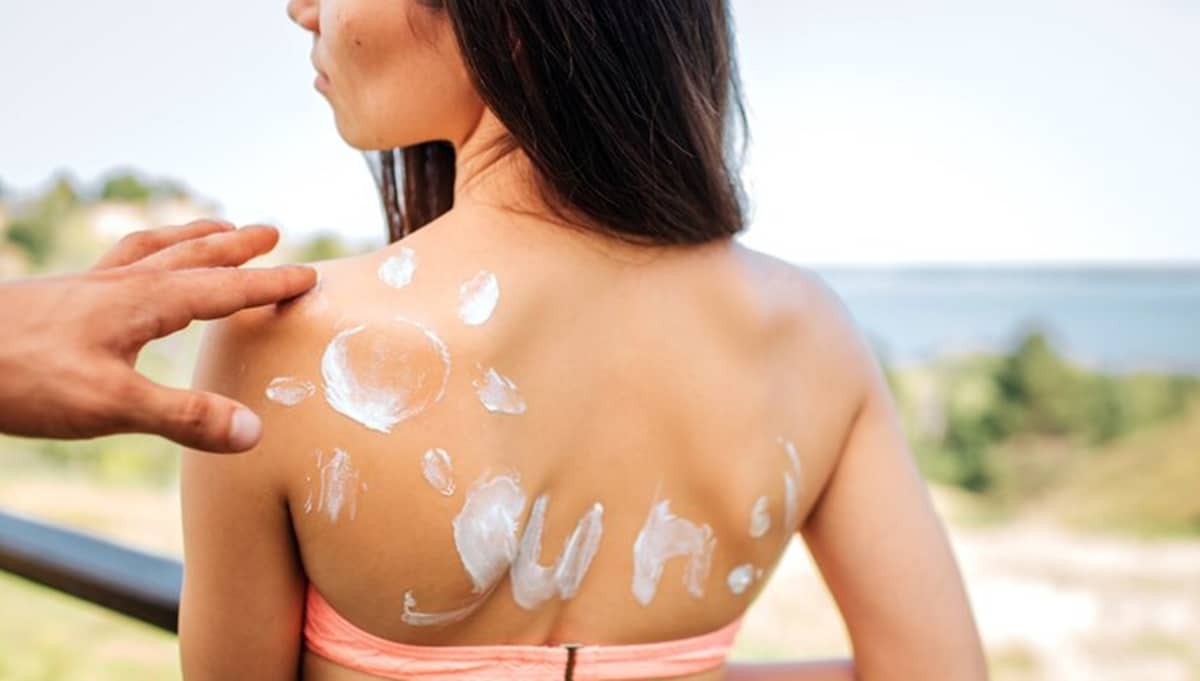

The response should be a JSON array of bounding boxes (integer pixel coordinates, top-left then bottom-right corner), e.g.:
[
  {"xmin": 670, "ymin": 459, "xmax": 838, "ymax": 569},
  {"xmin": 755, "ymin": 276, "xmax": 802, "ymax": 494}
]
[
  {"xmin": 4, "ymin": 218, "xmax": 56, "ymax": 266},
  {"xmin": 939, "ymin": 407, "xmax": 995, "ymax": 492},
  {"xmin": 993, "ymin": 331, "xmax": 1083, "ymax": 436},
  {"xmin": 99, "ymin": 173, "xmax": 154, "ymax": 203},
  {"xmin": 3, "ymin": 175, "xmax": 80, "ymax": 267}
]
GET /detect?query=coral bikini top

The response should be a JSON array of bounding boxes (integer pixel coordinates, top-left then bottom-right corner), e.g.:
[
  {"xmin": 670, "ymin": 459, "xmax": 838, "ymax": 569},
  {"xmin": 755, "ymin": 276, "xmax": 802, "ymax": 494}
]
[{"xmin": 303, "ymin": 584, "xmax": 743, "ymax": 681}]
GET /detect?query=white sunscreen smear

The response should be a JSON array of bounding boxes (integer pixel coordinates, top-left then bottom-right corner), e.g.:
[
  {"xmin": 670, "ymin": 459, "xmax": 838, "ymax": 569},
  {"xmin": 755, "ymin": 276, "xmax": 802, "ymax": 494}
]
[
  {"xmin": 748, "ymin": 495, "xmax": 771, "ymax": 539},
  {"xmin": 303, "ymin": 452, "xmax": 321, "ymax": 514},
  {"xmin": 727, "ymin": 564, "xmax": 756, "ymax": 595},
  {"xmin": 781, "ymin": 437, "xmax": 802, "ymax": 477},
  {"xmin": 402, "ymin": 589, "xmax": 489, "ymax": 627},
  {"xmin": 421, "ymin": 448, "xmax": 456, "ymax": 497},
  {"xmin": 555, "ymin": 502, "xmax": 605, "ymax": 599},
  {"xmin": 473, "ymin": 367, "xmax": 527, "ymax": 415},
  {"xmin": 303, "ymin": 475, "xmax": 314, "ymax": 514},
  {"xmin": 317, "ymin": 448, "xmax": 361, "ymax": 523},
  {"xmin": 265, "ymin": 376, "xmax": 315, "ymax": 406},
  {"xmin": 632, "ymin": 498, "xmax": 716, "ymax": 606},
  {"xmin": 402, "ymin": 316, "xmax": 453, "ymax": 406},
  {"xmin": 321, "ymin": 320, "xmax": 452, "ymax": 433},
  {"xmin": 458, "ymin": 270, "xmax": 500, "ymax": 326},
  {"xmin": 378, "ymin": 247, "xmax": 417, "ymax": 289},
  {"xmin": 783, "ymin": 473, "xmax": 799, "ymax": 532},
  {"xmin": 452, "ymin": 474, "xmax": 527, "ymax": 593},
  {"xmin": 779, "ymin": 437, "xmax": 803, "ymax": 531},
  {"xmin": 511, "ymin": 495, "xmax": 605, "ymax": 610}
]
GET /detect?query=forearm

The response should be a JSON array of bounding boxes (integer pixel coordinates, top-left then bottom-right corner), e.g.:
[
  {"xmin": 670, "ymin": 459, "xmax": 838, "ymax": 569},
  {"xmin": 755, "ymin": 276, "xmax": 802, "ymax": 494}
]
[{"xmin": 727, "ymin": 659, "xmax": 855, "ymax": 681}]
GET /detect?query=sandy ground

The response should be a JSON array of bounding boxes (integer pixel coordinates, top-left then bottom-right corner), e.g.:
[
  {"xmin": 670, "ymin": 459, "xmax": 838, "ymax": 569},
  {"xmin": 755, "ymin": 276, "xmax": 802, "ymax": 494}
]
[
  {"xmin": 737, "ymin": 489, "xmax": 1200, "ymax": 681},
  {"xmin": 1, "ymin": 477, "xmax": 1197, "ymax": 680}
]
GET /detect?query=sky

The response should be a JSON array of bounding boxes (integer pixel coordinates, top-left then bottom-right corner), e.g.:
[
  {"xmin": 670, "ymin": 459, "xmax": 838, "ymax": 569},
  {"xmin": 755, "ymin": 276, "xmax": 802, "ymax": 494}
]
[{"xmin": 1, "ymin": 0, "xmax": 1197, "ymax": 265}]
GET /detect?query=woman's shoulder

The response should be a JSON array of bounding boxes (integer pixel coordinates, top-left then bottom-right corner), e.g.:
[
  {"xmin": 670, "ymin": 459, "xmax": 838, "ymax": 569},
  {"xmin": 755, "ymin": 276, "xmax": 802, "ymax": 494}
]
[
  {"xmin": 731, "ymin": 244, "xmax": 876, "ymax": 382},
  {"xmin": 206, "ymin": 229, "xmax": 490, "ymax": 357},
  {"xmin": 198, "ymin": 244, "xmax": 475, "ymax": 403},
  {"xmin": 731, "ymin": 244, "xmax": 847, "ymax": 318}
]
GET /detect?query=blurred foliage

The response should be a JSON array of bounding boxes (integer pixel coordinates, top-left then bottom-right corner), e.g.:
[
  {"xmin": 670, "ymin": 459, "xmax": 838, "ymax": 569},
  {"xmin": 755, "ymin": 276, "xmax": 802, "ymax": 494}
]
[
  {"xmin": 897, "ymin": 329, "xmax": 1200, "ymax": 533},
  {"xmin": 1047, "ymin": 406, "xmax": 1200, "ymax": 537},
  {"xmin": 98, "ymin": 172, "xmax": 189, "ymax": 203},
  {"xmin": 2, "ymin": 171, "xmax": 201, "ymax": 270},
  {"xmin": 1, "ymin": 170, "xmax": 364, "ymax": 278},
  {"xmin": 14, "ymin": 436, "xmax": 182, "ymax": 487},
  {"xmin": 4, "ymin": 175, "xmax": 79, "ymax": 266},
  {"xmin": 295, "ymin": 231, "xmax": 353, "ymax": 262},
  {"xmin": 99, "ymin": 174, "xmax": 154, "ymax": 203}
]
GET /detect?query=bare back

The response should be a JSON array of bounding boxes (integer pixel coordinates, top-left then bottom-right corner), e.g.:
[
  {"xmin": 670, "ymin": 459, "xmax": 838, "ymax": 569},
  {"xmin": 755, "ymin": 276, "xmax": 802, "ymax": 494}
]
[{"xmin": 180, "ymin": 205, "xmax": 985, "ymax": 681}]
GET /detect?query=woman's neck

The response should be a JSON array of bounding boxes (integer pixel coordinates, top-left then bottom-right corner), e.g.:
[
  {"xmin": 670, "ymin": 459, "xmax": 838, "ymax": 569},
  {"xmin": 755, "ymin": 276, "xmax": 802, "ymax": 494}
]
[
  {"xmin": 451, "ymin": 108, "xmax": 542, "ymax": 217},
  {"xmin": 442, "ymin": 108, "xmax": 704, "ymax": 265}
]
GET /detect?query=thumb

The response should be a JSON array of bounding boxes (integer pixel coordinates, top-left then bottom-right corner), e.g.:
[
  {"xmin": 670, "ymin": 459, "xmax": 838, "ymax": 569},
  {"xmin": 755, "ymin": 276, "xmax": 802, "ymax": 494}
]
[{"xmin": 125, "ymin": 378, "xmax": 264, "ymax": 453}]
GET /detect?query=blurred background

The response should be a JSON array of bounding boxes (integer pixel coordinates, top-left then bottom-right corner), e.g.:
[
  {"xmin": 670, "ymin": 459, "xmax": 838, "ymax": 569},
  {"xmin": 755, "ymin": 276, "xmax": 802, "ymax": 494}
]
[{"xmin": 1, "ymin": 1, "xmax": 1198, "ymax": 680}]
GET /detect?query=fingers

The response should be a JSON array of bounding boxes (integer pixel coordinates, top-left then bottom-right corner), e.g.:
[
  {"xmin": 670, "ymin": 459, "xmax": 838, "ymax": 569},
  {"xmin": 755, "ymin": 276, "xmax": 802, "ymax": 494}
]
[
  {"xmin": 93, "ymin": 219, "xmax": 235, "ymax": 270},
  {"xmin": 133, "ymin": 225, "xmax": 282, "ymax": 272},
  {"xmin": 146, "ymin": 265, "xmax": 319, "ymax": 338},
  {"xmin": 122, "ymin": 377, "xmax": 264, "ymax": 453}
]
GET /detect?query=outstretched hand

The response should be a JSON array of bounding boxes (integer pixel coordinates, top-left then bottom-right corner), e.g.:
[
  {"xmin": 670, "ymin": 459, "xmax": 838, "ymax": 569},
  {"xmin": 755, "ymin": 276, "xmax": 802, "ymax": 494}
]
[{"xmin": 0, "ymin": 220, "xmax": 317, "ymax": 453}]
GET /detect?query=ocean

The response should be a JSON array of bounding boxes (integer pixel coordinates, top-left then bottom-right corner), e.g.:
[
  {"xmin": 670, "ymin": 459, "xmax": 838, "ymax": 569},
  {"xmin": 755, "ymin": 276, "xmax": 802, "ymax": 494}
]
[{"xmin": 816, "ymin": 267, "xmax": 1200, "ymax": 375}]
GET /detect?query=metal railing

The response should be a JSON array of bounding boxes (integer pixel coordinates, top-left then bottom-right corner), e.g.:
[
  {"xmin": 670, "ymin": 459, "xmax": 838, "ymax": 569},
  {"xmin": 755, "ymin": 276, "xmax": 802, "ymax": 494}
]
[{"xmin": 0, "ymin": 509, "xmax": 181, "ymax": 632}]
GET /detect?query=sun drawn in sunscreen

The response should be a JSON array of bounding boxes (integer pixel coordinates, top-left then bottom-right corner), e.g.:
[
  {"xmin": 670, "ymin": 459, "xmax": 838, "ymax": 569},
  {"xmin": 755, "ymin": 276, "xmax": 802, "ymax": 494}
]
[
  {"xmin": 321, "ymin": 318, "xmax": 452, "ymax": 433},
  {"xmin": 302, "ymin": 451, "xmax": 322, "ymax": 514},
  {"xmin": 378, "ymin": 247, "xmax": 417, "ymax": 289},
  {"xmin": 473, "ymin": 366, "xmax": 527, "ymax": 415},
  {"xmin": 265, "ymin": 376, "xmax": 315, "ymax": 406},
  {"xmin": 458, "ymin": 270, "xmax": 500, "ymax": 326},
  {"xmin": 421, "ymin": 448, "xmax": 456, "ymax": 497},
  {"xmin": 316, "ymin": 448, "xmax": 361, "ymax": 522}
]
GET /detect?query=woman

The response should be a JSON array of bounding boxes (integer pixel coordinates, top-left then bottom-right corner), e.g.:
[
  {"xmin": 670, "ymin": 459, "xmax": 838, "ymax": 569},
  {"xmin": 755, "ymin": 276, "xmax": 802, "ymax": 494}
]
[{"xmin": 179, "ymin": 1, "xmax": 988, "ymax": 680}]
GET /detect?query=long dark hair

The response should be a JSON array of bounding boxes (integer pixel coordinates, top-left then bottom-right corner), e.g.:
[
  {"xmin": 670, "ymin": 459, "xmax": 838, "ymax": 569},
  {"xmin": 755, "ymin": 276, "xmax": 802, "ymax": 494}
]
[{"xmin": 374, "ymin": 1, "xmax": 748, "ymax": 246}]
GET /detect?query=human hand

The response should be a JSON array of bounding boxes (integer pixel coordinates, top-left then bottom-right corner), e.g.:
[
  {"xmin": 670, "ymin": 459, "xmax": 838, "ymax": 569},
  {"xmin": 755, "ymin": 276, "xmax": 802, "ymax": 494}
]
[{"xmin": 0, "ymin": 220, "xmax": 317, "ymax": 453}]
